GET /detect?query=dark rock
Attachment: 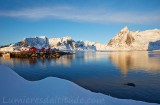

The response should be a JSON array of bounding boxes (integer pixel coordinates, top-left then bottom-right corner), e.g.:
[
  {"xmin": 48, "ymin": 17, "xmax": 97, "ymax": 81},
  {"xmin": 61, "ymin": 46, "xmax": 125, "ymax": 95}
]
[
  {"xmin": 124, "ymin": 83, "xmax": 136, "ymax": 87},
  {"xmin": 125, "ymin": 33, "xmax": 135, "ymax": 46}
]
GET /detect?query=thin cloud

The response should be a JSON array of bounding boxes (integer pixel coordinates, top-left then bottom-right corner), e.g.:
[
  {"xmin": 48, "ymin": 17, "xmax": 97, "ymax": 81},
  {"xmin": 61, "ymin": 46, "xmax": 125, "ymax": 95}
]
[{"xmin": 0, "ymin": 6, "xmax": 160, "ymax": 24}]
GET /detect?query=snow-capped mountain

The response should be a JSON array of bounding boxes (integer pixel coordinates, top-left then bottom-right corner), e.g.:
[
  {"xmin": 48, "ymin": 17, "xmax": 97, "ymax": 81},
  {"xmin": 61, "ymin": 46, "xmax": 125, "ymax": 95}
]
[
  {"xmin": 48, "ymin": 36, "xmax": 75, "ymax": 50},
  {"xmin": 15, "ymin": 36, "xmax": 102, "ymax": 51},
  {"xmin": 107, "ymin": 26, "xmax": 160, "ymax": 50},
  {"xmin": 1, "ymin": 26, "xmax": 160, "ymax": 52},
  {"xmin": 22, "ymin": 36, "xmax": 49, "ymax": 49}
]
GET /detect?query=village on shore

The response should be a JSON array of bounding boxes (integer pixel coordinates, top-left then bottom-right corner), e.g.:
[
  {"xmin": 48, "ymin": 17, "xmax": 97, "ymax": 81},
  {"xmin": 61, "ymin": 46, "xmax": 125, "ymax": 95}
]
[{"xmin": 0, "ymin": 46, "xmax": 74, "ymax": 59}]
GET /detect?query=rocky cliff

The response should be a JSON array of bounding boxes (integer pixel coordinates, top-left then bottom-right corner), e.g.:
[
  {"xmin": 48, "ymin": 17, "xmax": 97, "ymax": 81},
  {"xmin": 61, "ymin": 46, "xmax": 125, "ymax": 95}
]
[{"xmin": 107, "ymin": 26, "xmax": 160, "ymax": 50}]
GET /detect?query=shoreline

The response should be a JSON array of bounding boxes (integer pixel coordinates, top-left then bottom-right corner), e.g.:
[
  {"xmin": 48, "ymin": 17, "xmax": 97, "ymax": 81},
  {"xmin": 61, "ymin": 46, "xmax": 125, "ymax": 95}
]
[{"xmin": 0, "ymin": 51, "xmax": 73, "ymax": 58}]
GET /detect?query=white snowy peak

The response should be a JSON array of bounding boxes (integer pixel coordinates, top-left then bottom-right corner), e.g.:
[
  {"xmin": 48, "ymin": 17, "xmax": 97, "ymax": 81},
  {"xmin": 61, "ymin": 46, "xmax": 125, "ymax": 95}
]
[
  {"xmin": 22, "ymin": 36, "xmax": 49, "ymax": 49},
  {"xmin": 120, "ymin": 26, "xmax": 129, "ymax": 32},
  {"xmin": 1, "ymin": 26, "xmax": 160, "ymax": 52},
  {"xmin": 49, "ymin": 36, "xmax": 73, "ymax": 48},
  {"xmin": 107, "ymin": 26, "xmax": 160, "ymax": 50}
]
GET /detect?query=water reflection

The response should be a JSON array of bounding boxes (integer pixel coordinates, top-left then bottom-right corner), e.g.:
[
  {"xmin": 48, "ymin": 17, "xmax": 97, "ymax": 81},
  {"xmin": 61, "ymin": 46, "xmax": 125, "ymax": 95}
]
[
  {"xmin": 1, "ymin": 51, "xmax": 160, "ymax": 75},
  {"xmin": 0, "ymin": 51, "xmax": 160, "ymax": 103},
  {"xmin": 53, "ymin": 54, "xmax": 76, "ymax": 66},
  {"xmin": 0, "ymin": 52, "xmax": 109, "ymax": 67},
  {"xmin": 108, "ymin": 51, "xmax": 160, "ymax": 75},
  {"xmin": 83, "ymin": 52, "xmax": 109, "ymax": 61}
]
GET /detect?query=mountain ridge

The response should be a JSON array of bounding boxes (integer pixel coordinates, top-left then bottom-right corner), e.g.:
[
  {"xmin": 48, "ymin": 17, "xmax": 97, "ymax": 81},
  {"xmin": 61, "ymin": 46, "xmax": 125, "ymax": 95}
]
[
  {"xmin": 107, "ymin": 26, "xmax": 160, "ymax": 50},
  {"xmin": 0, "ymin": 26, "xmax": 160, "ymax": 51}
]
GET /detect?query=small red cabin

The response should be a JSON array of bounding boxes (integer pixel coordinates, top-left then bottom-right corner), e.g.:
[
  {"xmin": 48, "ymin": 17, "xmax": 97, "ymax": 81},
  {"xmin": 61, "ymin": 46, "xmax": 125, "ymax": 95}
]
[
  {"xmin": 29, "ymin": 47, "xmax": 38, "ymax": 53},
  {"xmin": 46, "ymin": 48, "xmax": 51, "ymax": 53}
]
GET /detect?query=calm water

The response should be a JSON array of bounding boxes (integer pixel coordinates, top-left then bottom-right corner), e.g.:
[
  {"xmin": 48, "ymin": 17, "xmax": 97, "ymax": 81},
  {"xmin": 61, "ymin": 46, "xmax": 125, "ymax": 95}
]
[{"xmin": 0, "ymin": 51, "xmax": 160, "ymax": 104}]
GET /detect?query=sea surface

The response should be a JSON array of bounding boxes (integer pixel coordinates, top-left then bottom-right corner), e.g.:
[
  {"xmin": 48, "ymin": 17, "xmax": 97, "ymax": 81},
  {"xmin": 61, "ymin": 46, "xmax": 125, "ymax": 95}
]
[{"xmin": 0, "ymin": 51, "xmax": 160, "ymax": 104}]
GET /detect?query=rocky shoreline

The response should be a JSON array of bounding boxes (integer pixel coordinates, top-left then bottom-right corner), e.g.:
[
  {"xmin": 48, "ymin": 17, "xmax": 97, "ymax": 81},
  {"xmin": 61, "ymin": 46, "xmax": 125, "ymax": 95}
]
[{"xmin": 0, "ymin": 51, "xmax": 73, "ymax": 59}]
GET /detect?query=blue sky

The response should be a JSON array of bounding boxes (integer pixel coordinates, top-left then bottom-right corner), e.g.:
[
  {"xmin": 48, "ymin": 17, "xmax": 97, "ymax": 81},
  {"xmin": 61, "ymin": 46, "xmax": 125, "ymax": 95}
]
[{"xmin": 0, "ymin": 0, "xmax": 160, "ymax": 45}]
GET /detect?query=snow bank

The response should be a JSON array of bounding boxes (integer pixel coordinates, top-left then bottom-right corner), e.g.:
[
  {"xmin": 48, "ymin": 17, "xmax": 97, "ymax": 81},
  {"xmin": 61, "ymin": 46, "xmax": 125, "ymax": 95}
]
[{"xmin": 0, "ymin": 65, "xmax": 158, "ymax": 105}]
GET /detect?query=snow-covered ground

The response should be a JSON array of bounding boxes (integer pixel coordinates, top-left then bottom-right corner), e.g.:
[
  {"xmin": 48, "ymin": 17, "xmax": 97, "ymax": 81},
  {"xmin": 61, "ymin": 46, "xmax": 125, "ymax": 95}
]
[{"xmin": 0, "ymin": 65, "xmax": 158, "ymax": 105}]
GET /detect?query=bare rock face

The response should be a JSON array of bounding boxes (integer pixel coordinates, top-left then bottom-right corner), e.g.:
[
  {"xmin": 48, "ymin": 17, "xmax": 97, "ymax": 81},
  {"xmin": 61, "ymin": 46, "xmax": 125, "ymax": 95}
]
[
  {"xmin": 108, "ymin": 26, "xmax": 135, "ymax": 46},
  {"xmin": 107, "ymin": 26, "xmax": 160, "ymax": 50}
]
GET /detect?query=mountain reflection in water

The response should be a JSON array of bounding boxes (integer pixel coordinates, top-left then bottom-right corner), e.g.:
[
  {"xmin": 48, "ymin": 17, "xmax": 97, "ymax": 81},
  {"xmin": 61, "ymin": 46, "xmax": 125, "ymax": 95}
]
[
  {"xmin": 0, "ymin": 51, "xmax": 160, "ymax": 104},
  {"xmin": 108, "ymin": 51, "xmax": 160, "ymax": 75}
]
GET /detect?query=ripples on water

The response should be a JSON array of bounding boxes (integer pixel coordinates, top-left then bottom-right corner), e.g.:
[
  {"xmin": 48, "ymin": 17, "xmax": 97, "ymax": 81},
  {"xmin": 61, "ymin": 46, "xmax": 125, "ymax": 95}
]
[{"xmin": 0, "ymin": 51, "xmax": 160, "ymax": 104}]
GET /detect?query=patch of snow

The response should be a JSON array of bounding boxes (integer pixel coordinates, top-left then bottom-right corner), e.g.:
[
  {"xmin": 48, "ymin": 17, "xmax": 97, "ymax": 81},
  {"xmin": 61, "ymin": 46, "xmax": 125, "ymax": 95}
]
[{"xmin": 0, "ymin": 46, "xmax": 20, "ymax": 52}]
